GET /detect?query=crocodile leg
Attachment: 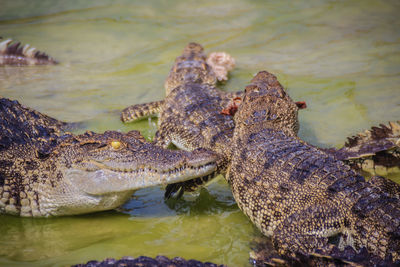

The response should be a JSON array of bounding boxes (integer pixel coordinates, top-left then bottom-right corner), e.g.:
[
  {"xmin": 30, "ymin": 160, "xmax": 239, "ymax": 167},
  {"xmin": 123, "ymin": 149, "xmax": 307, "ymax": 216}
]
[
  {"xmin": 120, "ymin": 100, "xmax": 164, "ymax": 123},
  {"xmin": 272, "ymin": 203, "xmax": 349, "ymax": 257}
]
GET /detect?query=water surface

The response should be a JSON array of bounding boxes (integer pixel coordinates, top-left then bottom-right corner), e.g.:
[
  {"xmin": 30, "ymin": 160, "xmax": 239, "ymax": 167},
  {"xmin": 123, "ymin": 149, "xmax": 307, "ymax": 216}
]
[{"xmin": 1, "ymin": 0, "xmax": 400, "ymax": 266}]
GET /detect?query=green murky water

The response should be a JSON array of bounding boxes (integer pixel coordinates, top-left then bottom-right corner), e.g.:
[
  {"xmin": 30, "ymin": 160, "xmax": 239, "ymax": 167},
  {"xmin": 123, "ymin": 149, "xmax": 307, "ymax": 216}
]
[{"xmin": 1, "ymin": 0, "xmax": 399, "ymax": 266}]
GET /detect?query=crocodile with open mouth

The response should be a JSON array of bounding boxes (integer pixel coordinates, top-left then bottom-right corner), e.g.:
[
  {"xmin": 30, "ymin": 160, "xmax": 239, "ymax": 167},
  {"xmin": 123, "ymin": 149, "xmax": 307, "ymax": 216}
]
[{"xmin": 0, "ymin": 97, "xmax": 217, "ymax": 217}]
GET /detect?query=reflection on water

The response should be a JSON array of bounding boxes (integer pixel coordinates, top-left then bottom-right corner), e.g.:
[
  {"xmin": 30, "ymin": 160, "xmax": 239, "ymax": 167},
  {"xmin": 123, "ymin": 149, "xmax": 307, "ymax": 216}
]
[{"xmin": 0, "ymin": 0, "xmax": 399, "ymax": 266}]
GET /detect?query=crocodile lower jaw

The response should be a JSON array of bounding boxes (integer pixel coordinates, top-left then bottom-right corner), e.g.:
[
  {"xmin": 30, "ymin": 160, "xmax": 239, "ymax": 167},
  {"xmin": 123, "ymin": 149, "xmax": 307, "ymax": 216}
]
[{"xmin": 65, "ymin": 161, "xmax": 217, "ymax": 195}]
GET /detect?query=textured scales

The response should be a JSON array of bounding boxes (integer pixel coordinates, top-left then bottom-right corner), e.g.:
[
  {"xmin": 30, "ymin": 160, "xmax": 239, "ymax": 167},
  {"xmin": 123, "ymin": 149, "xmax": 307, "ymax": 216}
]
[
  {"xmin": 332, "ymin": 121, "xmax": 400, "ymax": 175},
  {"xmin": 227, "ymin": 71, "xmax": 400, "ymax": 263},
  {"xmin": 0, "ymin": 37, "xmax": 57, "ymax": 66},
  {"xmin": 121, "ymin": 100, "xmax": 164, "ymax": 123},
  {"xmin": 0, "ymin": 97, "xmax": 217, "ymax": 217},
  {"xmin": 123, "ymin": 43, "xmax": 400, "ymax": 201},
  {"xmin": 74, "ymin": 255, "xmax": 226, "ymax": 267},
  {"xmin": 121, "ymin": 43, "xmax": 241, "ymax": 193}
]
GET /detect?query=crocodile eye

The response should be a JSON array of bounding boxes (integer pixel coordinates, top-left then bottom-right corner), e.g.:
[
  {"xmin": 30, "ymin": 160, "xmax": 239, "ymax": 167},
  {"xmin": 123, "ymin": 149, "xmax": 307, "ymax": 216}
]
[{"xmin": 111, "ymin": 140, "xmax": 122, "ymax": 150}]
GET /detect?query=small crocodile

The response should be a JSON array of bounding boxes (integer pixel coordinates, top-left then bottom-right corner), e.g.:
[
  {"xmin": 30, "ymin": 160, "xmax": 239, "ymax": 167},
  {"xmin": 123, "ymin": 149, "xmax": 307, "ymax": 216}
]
[
  {"xmin": 227, "ymin": 71, "xmax": 400, "ymax": 263},
  {"xmin": 0, "ymin": 37, "xmax": 57, "ymax": 66},
  {"xmin": 121, "ymin": 43, "xmax": 241, "ymax": 195},
  {"xmin": 0, "ymin": 97, "xmax": 217, "ymax": 217}
]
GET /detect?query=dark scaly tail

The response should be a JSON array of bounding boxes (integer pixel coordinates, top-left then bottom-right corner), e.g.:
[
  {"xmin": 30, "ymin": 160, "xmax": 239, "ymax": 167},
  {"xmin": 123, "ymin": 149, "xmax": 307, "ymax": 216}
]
[
  {"xmin": 0, "ymin": 38, "xmax": 58, "ymax": 66},
  {"xmin": 330, "ymin": 121, "xmax": 400, "ymax": 174}
]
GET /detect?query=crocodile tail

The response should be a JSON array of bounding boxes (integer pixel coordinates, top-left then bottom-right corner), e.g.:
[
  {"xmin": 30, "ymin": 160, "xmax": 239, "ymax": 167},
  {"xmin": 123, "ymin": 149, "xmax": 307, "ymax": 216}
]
[
  {"xmin": 351, "ymin": 178, "xmax": 400, "ymax": 261},
  {"xmin": 0, "ymin": 37, "xmax": 58, "ymax": 65},
  {"xmin": 334, "ymin": 121, "xmax": 400, "ymax": 174}
]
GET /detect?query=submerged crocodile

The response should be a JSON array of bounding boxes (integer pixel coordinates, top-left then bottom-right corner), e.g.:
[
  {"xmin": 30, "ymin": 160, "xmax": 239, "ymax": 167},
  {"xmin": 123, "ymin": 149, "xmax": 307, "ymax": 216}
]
[
  {"xmin": 0, "ymin": 37, "xmax": 57, "ymax": 66},
  {"xmin": 74, "ymin": 255, "xmax": 226, "ymax": 267},
  {"xmin": 0, "ymin": 97, "xmax": 217, "ymax": 217},
  {"xmin": 227, "ymin": 71, "xmax": 400, "ymax": 263},
  {"xmin": 121, "ymin": 42, "xmax": 400, "ymax": 198}
]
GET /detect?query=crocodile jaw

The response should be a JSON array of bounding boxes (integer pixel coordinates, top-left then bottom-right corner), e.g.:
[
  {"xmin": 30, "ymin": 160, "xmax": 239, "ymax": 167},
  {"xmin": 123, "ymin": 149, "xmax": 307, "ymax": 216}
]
[
  {"xmin": 35, "ymin": 162, "xmax": 216, "ymax": 217},
  {"xmin": 65, "ymin": 161, "xmax": 217, "ymax": 195}
]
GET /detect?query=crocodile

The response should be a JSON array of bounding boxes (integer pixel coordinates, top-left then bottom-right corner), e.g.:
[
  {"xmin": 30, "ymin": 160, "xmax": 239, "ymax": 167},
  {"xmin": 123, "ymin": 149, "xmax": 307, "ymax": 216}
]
[
  {"xmin": 0, "ymin": 37, "xmax": 57, "ymax": 66},
  {"xmin": 121, "ymin": 42, "xmax": 241, "ymax": 195},
  {"xmin": 73, "ymin": 255, "xmax": 226, "ymax": 267},
  {"xmin": 227, "ymin": 71, "xmax": 400, "ymax": 263},
  {"xmin": 120, "ymin": 42, "xmax": 400, "ymax": 198},
  {"xmin": 0, "ymin": 97, "xmax": 217, "ymax": 217}
]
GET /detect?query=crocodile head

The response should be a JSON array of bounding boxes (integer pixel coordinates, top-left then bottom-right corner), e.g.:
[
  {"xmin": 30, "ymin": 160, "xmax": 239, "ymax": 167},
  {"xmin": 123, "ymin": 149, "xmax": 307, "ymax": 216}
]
[
  {"xmin": 164, "ymin": 42, "xmax": 216, "ymax": 94},
  {"xmin": 1, "ymin": 130, "xmax": 217, "ymax": 216},
  {"xmin": 234, "ymin": 71, "xmax": 299, "ymax": 137}
]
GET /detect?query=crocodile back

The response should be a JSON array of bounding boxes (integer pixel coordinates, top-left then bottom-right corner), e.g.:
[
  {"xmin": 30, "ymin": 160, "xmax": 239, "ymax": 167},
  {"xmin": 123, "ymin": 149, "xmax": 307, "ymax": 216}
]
[
  {"xmin": 164, "ymin": 42, "xmax": 216, "ymax": 95},
  {"xmin": 0, "ymin": 98, "xmax": 66, "ymax": 149},
  {"xmin": 228, "ymin": 128, "xmax": 358, "ymax": 236},
  {"xmin": 156, "ymin": 83, "xmax": 234, "ymax": 171}
]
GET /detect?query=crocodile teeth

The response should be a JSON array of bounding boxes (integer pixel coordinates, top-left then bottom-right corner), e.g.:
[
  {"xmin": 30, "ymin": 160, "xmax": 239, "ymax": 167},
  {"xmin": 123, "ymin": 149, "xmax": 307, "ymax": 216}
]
[{"xmin": 0, "ymin": 39, "xmax": 12, "ymax": 53}]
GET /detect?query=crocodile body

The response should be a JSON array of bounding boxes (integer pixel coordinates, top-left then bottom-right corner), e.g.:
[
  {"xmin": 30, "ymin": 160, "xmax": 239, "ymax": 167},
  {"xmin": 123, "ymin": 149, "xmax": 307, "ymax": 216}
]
[
  {"xmin": 0, "ymin": 97, "xmax": 217, "ymax": 217},
  {"xmin": 227, "ymin": 71, "xmax": 400, "ymax": 263},
  {"xmin": 0, "ymin": 38, "xmax": 57, "ymax": 66}
]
